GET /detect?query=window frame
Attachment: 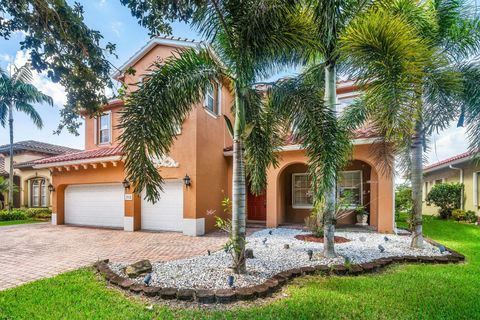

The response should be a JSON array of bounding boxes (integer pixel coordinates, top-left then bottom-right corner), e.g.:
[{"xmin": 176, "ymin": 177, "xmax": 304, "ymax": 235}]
[
  {"xmin": 30, "ymin": 178, "xmax": 48, "ymax": 208},
  {"xmin": 204, "ymin": 82, "xmax": 221, "ymax": 117},
  {"xmin": 337, "ymin": 170, "xmax": 363, "ymax": 209},
  {"xmin": 291, "ymin": 173, "xmax": 314, "ymax": 209},
  {"xmin": 474, "ymin": 172, "xmax": 479, "ymax": 208},
  {"xmin": 97, "ymin": 111, "xmax": 112, "ymax": 145}
]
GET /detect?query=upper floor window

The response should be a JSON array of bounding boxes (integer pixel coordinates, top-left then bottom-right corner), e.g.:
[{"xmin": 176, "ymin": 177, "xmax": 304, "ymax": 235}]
[
  {"xmin": 338, "ymin": 170, "xmax": 363, "ymax": 208},
  {"xmin": 99, "ymin": 113, "xmax": 111, "ymax": 144},
  {"xmin": 204, "ymin": 82, "xmax": 221, "ymax": 116}
]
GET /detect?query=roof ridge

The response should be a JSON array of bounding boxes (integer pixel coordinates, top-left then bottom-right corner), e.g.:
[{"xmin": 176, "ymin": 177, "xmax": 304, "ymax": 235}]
[{"xmin": 424, "ymin": 149, "xmax": 478, "ymax": 170}]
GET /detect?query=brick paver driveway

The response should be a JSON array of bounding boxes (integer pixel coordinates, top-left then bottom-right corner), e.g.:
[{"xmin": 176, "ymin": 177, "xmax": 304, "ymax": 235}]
[{"xmin": 0, "ymin": 223, "xmax": 227, "ymax": 291}]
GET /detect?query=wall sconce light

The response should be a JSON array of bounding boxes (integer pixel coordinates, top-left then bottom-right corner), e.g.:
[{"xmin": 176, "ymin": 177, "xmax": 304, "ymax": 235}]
[
  {"xmin": 122, "ymin": 178, "xmax": 130, "ymax": 189},
  {"xmin": 183, "ymin": 174, "xmax": 191, "ymax": 187},
  {"xmin": 47, "ymin": 184, "xmax": 55, "ymax": 192}
]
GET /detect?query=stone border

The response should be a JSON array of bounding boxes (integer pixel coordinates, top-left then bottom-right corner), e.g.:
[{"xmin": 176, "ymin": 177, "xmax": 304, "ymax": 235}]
[{"xmin": 94, "ymin": 243, "xmax": 464, "ymax": 304}]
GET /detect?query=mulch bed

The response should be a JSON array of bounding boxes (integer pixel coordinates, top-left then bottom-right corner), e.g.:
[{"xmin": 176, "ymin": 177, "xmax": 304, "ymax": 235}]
[{"xmin": 294, "ymin": 234, "xmax": 351, "ymax": 243}]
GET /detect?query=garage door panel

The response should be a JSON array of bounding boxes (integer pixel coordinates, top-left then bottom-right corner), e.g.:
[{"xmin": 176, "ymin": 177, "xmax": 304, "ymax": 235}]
[
  {"xmin": 65, "ymin": 184, "xmax": 124, "ymax": 228},
  {"xmin": 141, "ymin": 181, "xmax": 183, "ymax": 231}
]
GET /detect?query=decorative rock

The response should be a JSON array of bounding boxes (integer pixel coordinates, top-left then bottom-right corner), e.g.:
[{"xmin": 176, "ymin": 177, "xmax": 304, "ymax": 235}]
[
  {"xmin": 110, "ymin": 275, "xmax": 124, "ymax": 285},
  {"xmin": 348, "ymin": 264, "xmax": 364, "ymax": 275},
  {"xmin": 130, "ymin": 284, "xmax": 145, "ymax": 294},
  {"xmin": 264, "ymin": 279, "xmax": 280, "ymax": 291},
  {"xmin": 215, "ymin": 289, "xmax": 236, "ymax": 303},
  {"xmin": 245, "ymin": 248, "xmax": 255, "ymax": 259},
  {"xmin": 300, "ymin": 266, "xmax": 316, "ymax": 275},
  {"xmin": 272, "ymin": 275, "xmax": 287, "ymax": 286},
  {"xmin": 290, "ymin": 268, "xmax": 302, "ymax": 278},
  {"xmin": 361, "ymin": 263, "xmax": 375, "ymax": 273},
  {"xmin": 418, "ymin": 256, "xmax": 435, "ymax": 263},
  {"xmin": 125, "ymin": 260, "xmax": 152, "ymax": 278},
  {"xmin": 103, "ymin": 270, "xmax": 116, "ymax": 281},
  {"xmin": 160, "ymin": 288, "xmax": 178, "ymax": 300},
  {"xmin": 252, "ymin": 284, "xmax": 270, "ymax": 298},
  {"xmin": 284, "ymin": 244, "xmax": 290, "ymax": 249},
  {"xmin": 196, "ymin": 290, "xmax": 216, "ymax": 304},
  {"xmin": 277, "ymin": 271, "xmax": 293, "ymax": 280},
  {"xmin": 404, "ymin": 256, "xmax": 419, "ymax": 263},
  {"xmin": 446, "ymin": 254, "xmax": 460, "ymax": 262},
  {"xmin": 434, "ymin": 256, "xmax": 450, "ymax": 264},
  {"xmin": 392, "ymin": 256, "xmax": 405, "ymax": 262},
  {"xmin": 177, "ymin": 289, "xmax": 195, "ymax": 301},
  {"xmin": 332, "ymin": 265, "xmax": 348, "ymax": 275},
  {"xmin": 119, "ymin": 279, "xmax": 135, "ymax": 289},
  {"xmin": 315, "ymin": 265, "xmax": 330, "ymax": 274},
  {"xmin": 235, "ymin": 287, "xmax": 256, "ymax": 300},
  {"xmin": 359, "ymin": 236, "xmax": 366, "ymax": 242},
  {"xmin": 143, "ymin": 286, "xmax": 161, "ymax": 297}
]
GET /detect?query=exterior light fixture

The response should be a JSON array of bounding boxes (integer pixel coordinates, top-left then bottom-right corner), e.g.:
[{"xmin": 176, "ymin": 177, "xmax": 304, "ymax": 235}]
[
  {"xmin": 307, "ymin": 249, "xmax": 313, "ymax": 261},
  {"xmin": 227, "ymin": 275, "xmax": 234, "ymax": 288},
  {"xmin": 378, "ymin": 244, "xmax": 385, "ymax": 253},
  {"xmin": 47, "ymin": 184, "xmax": 55, "ymax": 192},
  {"xmin": 122, "ymin": 178, "xmax": 130, "ymax": 189},
  {"xmin": 183, "ymin": 174, "xmax": 191, "ymax": 187}
]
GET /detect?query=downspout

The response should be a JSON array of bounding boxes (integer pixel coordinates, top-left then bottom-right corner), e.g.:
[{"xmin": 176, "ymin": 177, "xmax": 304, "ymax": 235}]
[{"xmin": 449, "ymin": 165, "xmax": 464, "ymax": 210}]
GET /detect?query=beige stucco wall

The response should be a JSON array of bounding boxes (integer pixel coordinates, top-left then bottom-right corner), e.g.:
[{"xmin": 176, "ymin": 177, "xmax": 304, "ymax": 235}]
[{"xmin": 423, "ymin": 161, "xmax": 480, "ymax": 216}]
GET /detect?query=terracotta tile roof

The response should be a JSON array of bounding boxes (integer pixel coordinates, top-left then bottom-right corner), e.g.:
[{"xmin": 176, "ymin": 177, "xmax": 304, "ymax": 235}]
[
  {"xmin": 34, "ymin": 146, "xmax": 123, "ymax": 165},
  {"xmin": 223, "ymin": 126, "xmax": 379, "ymax": 152},
  {"xmin": 424, "ymin": 150, "xmax": 478, "ymax": 171},
  {"xmin": 0, "ymin": 140, "xmax": 80, "ymax": 156}
]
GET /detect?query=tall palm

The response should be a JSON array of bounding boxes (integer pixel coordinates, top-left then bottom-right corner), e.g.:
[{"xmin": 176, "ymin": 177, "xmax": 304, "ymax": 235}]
[
  {"xmin": 0, "ymin": 64, "xmax": 52, "ymax": 209},
  {"xmin": 120, "ymin": 1, "xmax": 316, "ymax": 273},
  {"xmin": 339, "ymin": 0, "xmax": 480, "ymax": 248},
  {"xmin": 263, "ymin": 0, "xmax": 428, "ymax": 257}
]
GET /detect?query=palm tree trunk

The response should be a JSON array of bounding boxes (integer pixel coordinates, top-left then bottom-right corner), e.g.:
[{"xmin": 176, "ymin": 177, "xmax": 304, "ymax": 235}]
[
  {"xmin": 323, "ymin": 63, "xmax": 337, "ymax": 258},
  {"xmin": 231, "ymin": 86, "xmax": 247, "ymax": 274},
  {"xmin": 410, "ymin": 120, "xmax": 424, "ymax": 248},
  {"xmin": 8, "ymin": 104, "xmax": 14, "ymax": 211}
]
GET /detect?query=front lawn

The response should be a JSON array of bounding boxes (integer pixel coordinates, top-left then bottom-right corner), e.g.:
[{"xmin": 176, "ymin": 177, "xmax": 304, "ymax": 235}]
[
  {"xmin": 0, "ymin": 218, "xmax": 478, "ymax": 319},
  {"xmin": 0, "ymin": 219, "xmax": 45, "ymax": 227}
]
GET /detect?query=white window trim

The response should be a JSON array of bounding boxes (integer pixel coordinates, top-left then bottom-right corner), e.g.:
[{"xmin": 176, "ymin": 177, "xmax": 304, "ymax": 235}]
[
  {"xmin": 292, "ymin": 173, "xmax": 313, "ymax": 209},
  {"xmin": 203, "ymin": 82, "xmax": 221, "ymax": 118},
  {"xmin": 474, "ymin": 172, "xmax": 479, "ymax": 207},
  {"xmin": 217, "ymin": 83, "xmax": 222, "ymax": 115},
  {"xmin": 338, "ymin": 170, "xmax": 363, "ymax": 209},
  {"xmin": 97, "ymin": 111, "xmax": 112, "ymax": 145}
]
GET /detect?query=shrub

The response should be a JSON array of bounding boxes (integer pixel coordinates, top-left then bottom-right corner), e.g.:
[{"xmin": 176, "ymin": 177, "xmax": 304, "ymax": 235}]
[
  {"xmin": 0, "ymin": 209, "xmax": 28, "ymax": 221},
  {"xmin": 452, "ymin": 209, "xmax": 466, "ymax": 221},
  {"xmin": 465, "ymin": 210, "xmax": 477, "ymax": 223},
  {"xmin": 425, "ymin": 183, "xmax": 463, "ymax": 219},
  {"xmin": 23, "ymin": 208, "xmax": 52, "ymax": 219},
  {"xmin": 395, "ymin": 183, "xmax": 412, "ymax": 218}
]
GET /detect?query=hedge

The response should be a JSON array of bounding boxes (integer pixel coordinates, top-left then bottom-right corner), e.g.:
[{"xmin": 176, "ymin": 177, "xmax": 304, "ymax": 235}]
[{"xmin": 0, "ymin": 208, "xmax": 52, "ymax": 221}]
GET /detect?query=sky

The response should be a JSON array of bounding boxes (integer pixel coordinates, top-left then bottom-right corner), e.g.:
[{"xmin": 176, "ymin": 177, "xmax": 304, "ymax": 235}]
[{"xmin": 0, "ymin": 0, "xmax": 471, "ymax": 165}]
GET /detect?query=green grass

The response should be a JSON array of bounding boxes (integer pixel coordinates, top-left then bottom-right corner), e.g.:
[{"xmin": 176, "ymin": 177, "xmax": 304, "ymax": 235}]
[
  {"xmin": 0, "ymin": 219, "xmax": 45, "ymax": 226},
  {"xmin": 0, "ymin": 218, "xmax": 478, "ymax": 319}
]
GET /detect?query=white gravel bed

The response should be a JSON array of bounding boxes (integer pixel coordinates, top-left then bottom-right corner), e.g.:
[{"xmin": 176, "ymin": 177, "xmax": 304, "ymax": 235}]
[{"xmin": 110, "ymin": 228, "xmax": 447, "ymax": 290}]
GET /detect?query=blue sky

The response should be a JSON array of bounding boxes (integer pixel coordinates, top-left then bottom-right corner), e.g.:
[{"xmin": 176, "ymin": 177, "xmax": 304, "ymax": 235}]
[{"xmin": 0, "ymin": 0, "xmax": 471, "ymax": 165}]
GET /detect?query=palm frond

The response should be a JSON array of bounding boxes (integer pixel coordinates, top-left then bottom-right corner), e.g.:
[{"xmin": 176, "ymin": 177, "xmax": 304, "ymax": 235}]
[
  {"xmin": 459, "ymin": 60, "xmax": 480, "ymax": 153},
  {"xmin": 15, "ymin": 102, "xmax": 43, "ymax": 128},
  {"xmin": 12, "ymin": 64, "xmax": 34, "ymax": 84},
  {"xmin": 14, "ymin": 83, "xmax": 53, "ymax": 106},
  {"xmin": 119, "ymin": 47, "xmax": 225, "ymax": 202}
]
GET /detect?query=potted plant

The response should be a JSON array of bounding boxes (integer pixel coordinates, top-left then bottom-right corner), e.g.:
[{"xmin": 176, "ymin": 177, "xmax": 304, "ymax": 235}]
[{"xmin": 354, "ymin": 206, "xmax": 369, "ymax": 226}]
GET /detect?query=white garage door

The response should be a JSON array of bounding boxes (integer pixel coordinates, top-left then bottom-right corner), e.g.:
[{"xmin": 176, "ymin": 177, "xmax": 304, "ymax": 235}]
[
  {"xmin": 141, "ymin": 180, "xmax": 183, "ymax": 231},
  {"xmin": 65, "ymin": 184, "xmax": 124, "ymax": 228}
]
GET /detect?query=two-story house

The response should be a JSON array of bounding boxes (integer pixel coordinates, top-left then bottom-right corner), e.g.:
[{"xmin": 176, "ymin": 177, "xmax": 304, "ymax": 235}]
[{"xmin": 33, "ymin": 37, "xmax": 394, "ymax": 236}]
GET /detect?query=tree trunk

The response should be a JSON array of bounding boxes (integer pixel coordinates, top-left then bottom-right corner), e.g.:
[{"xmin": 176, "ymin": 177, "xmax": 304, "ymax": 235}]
[
  {"xmin": 8, "ymin": 104, "xmax": 14, "ymax": 211},
  {"xmin": 231, "ymin": 86, "xmax": 247, "ymax": 274},
  {"xmin": 410, "ymin": 121, "xmax": 424, "ymax": 248},
  {"xmin": 323, "ymin": 63, "xmax": 337, "ymax": 258}
]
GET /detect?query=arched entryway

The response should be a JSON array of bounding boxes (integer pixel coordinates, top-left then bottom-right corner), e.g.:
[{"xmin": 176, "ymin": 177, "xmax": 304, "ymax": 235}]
[{"xmin": 278, "ymin": 162, "xmax": 311, "ymax": 224}]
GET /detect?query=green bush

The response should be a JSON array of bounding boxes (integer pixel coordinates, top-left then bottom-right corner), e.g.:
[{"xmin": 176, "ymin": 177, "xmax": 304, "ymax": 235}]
[
  {"xmin": 452, "ymin": 209, "xmax": 466, "ymax": 221},
  {"xmin": 425, "ymin": 183, "xmax": 463, "ymax": 219},
  {"xmin": 395, "ymin": 183, "xmax": 412, "ymax": 219},
  {"xmin": 0, "ymin": 210, "xmax": 28, "ymax": 221},
  {"xmin": 23, "ymin": 208, "xmax": 52, "ymax": 219},
  {"xmin": 465, "ymin": 210, "xmax": 477, "ymax": 223}
]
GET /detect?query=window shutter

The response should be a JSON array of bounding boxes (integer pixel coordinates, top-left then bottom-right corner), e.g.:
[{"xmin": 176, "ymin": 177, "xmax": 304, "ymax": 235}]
[
  {"xmin": 217, "ymin": 83, "xmax": 222, "ymax": 115},
  {"xmin": 93, "ymin": 117, "xmax": 97, "ymax": 145}
]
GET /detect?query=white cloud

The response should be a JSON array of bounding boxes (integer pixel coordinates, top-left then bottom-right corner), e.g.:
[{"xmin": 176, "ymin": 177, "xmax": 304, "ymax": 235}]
[
  {"xmin": 426, "ymin": 124, "xmax": 469, "ymax": 164},
  {"xmin": 0, "ymin": 53, "xmax": 11, "ymax": 62},
  {"xmin": 98, "ymin": 0, "xmax": 108, "ymax": 7},
  {"xmin": 111, "ymin": 21, "xmax": 123, "ymax": 38},
  {"xmin": 9, "ymin": 50, "xmax": 67, "ymax": 106}
]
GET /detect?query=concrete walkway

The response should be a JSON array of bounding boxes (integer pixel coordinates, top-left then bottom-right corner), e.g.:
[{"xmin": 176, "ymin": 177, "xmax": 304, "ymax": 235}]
[{"xmin": 0, "ymin": 223, "xmax": 226, "ymax": 291}]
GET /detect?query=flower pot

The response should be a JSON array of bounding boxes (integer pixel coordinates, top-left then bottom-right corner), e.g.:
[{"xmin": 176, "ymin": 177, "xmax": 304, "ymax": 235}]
[{"xmin": 356, "ymin": 213, "xmax": 368, "ymax": 226}]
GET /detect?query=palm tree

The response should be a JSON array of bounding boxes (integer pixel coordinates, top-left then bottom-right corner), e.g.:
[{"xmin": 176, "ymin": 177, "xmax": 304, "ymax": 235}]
[
  {"xmin": 339, "ymin": 0, "xmax": 480, "ymax": 248},
  {"xmin": 0, "ymin": 65, "xmax": 53, "ymax": 209},
  {"xmin": 262, "ymin": 0, "xmax": 432, "ymax": 257},
  {"xmin": 120, "ymin": 1, "xmax": 317, "ymax": 274}
]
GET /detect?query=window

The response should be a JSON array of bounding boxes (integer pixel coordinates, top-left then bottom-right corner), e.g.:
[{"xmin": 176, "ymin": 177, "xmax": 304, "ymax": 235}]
[
  {"xmin": 292, "ymin": 173, "xmax": 313, "ymax": 208},
  {"xmin": 31, "ymin": 178, "xmax": 47, "ymax": 207},
  {"xmin": 338, "ymin": 171, "xmax": 362, "ymax": 208},
  {"xmin": 204, "ymin": 82, "xmax": 221, "ymax": 116},
  {"xmin": 98, "ymin": 113, "xmax": 111, "ymax": 144},
  {"xmin": 474, "ymin": 172, "xmax": 480, "ymax": 208}
]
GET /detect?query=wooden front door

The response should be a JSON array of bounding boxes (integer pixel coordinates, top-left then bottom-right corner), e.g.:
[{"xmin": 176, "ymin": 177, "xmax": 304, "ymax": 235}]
[{"xmin": 247, "ymin": 190, "xmax": 267, "ymax": 221}]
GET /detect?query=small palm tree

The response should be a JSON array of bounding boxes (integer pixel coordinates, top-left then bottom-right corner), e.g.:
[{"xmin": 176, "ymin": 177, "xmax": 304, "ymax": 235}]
[
  {"xmin": 339, "ymin": 0, "xmax": 480, "ymax": 248},
  {"xmin": 120, "ymin": 1, "xmax": 315, "ymax": 274},
  {"xmin": 0, "ymin": 176, "xmax": 19, "ymax": 209},
  {"xmin": 0, "ymin": 64, "xmax": 53, "ymax": 209}
]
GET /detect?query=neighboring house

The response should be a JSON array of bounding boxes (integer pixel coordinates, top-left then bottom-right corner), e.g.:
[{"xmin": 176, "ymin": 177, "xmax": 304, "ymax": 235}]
[
  {"xmin": 423, "ymin": 150, "xmax": 480, "ymax": 215},
  {"xmin": 34, "ymin": 37, "xmax": 394, "ymax": 236},
  {"xmin": 0, "ymin": 141, "xmax": 79, "ymax": 209}
]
